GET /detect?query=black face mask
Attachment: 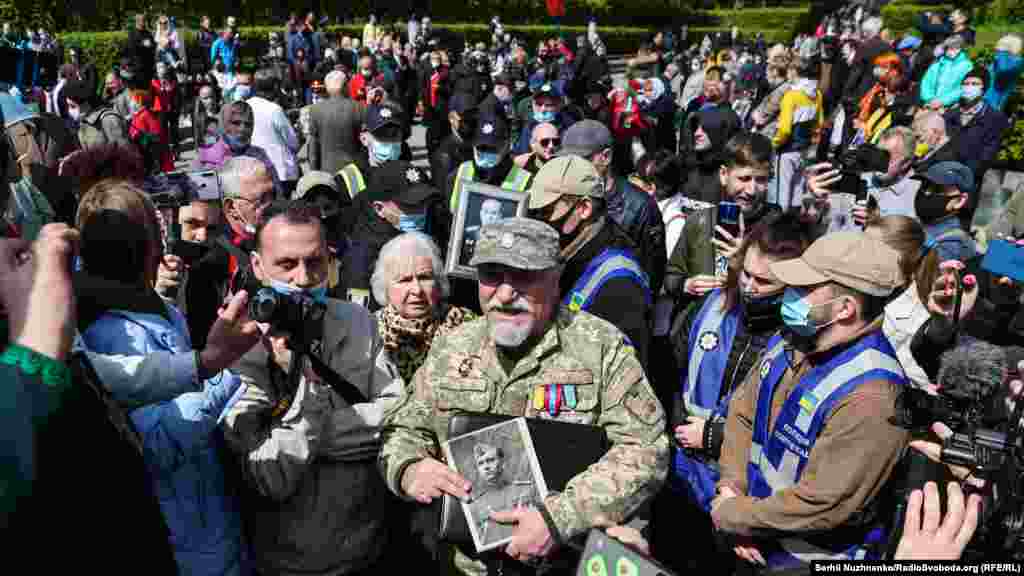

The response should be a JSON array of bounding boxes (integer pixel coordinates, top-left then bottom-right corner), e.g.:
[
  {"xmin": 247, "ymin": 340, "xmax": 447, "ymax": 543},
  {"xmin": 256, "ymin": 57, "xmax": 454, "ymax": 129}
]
[
  {"xmin": 742, "ymin": 291, "xmax": 784, "ymax": 326},
  {"xmin": 531, "ymin": 199, "xmax": 580, "ymax": 249},
  {"xmin": 914, "ymin": 187, "xmax": 956, "ymax": 224}
]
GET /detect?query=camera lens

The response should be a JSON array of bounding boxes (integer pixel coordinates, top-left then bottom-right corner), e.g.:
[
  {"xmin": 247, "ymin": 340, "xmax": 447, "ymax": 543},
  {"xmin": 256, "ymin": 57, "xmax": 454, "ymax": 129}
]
[{"xmin": 249, "ymin": 288, "xmax": 280, "ymax": 324}]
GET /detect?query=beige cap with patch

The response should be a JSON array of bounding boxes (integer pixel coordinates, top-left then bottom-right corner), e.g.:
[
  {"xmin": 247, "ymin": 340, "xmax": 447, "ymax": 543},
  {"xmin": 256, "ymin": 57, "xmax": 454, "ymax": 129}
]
[{"xmin": 527, "ymin": 155, "xmax": 604, "ymax": 211}]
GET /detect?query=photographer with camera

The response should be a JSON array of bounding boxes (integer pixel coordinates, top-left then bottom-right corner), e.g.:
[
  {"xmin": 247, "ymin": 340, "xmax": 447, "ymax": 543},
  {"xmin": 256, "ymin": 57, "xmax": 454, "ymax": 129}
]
[
  {"xmin": 154, "ymin": 192, "xmax": 226, "ymax": 350},
  {"xmin": 807, "ymin": 127, "xmax": 920, "ymax": 234},
  {"xmin": 221, "ymin": 199, "xmax": 405, "ymax": 576}
]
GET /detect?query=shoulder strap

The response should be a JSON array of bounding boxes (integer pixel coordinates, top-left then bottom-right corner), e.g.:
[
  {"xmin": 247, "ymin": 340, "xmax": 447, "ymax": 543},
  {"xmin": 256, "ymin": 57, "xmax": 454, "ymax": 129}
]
[{"xmin": 307, "ymin": 353, "xmax": 369, "ymax": 406}]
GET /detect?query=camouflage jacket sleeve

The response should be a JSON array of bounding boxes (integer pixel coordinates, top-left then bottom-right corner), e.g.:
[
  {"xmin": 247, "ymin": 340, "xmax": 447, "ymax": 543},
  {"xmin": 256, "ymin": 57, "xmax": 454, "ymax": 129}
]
[
  {"xmin": 378, "ymin": 337, "xmax": 445, "ymax": 499},
  {"xmin": 543, "ymin": 337, "xmax": 670, "ymax": 541}
]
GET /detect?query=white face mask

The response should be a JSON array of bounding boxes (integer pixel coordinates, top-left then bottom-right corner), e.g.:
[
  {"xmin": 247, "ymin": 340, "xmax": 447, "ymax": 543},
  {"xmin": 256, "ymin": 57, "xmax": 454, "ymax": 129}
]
[{"xmin": 68, "ymin": 105, "xmax": 81, "ymax": 121}]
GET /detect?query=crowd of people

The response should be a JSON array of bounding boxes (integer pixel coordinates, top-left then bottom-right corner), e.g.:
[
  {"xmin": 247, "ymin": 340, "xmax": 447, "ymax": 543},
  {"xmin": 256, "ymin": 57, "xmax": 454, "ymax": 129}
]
[{"xmin": 3, "ymin": 2, "xmax": 1024, "ymax": 575}]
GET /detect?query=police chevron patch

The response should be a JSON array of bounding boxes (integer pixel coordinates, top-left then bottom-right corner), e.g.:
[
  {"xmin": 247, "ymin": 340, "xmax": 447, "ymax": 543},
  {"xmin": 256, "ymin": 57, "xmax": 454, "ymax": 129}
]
[{"xmin": 760, "ymin": 358, "xmax": 771, "ymax": 379}]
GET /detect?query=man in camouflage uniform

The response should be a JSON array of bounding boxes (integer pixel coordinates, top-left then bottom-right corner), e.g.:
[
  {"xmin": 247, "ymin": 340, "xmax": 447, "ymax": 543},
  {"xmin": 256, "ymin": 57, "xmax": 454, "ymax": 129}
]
[
  {"xmin": 380, "ymin": 217, "xmax": 669, "ymax": 575},
  {"xmin": 470, "ymin": 443, "xmax": 537, "ymax": 546}
]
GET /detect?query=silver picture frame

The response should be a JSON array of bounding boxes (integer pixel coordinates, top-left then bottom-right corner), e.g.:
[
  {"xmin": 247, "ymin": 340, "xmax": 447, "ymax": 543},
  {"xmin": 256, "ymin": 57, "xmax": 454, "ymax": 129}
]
[{"xmin": 445, "ymin": 180, "xmax": 529, "ymax": 280}]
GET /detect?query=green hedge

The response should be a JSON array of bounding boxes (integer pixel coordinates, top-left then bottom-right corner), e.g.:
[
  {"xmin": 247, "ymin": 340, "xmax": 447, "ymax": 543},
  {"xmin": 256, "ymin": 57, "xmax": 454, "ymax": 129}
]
[{"xmin": 59, "ymin": 23, "xmax": 792, "ymax": 82}]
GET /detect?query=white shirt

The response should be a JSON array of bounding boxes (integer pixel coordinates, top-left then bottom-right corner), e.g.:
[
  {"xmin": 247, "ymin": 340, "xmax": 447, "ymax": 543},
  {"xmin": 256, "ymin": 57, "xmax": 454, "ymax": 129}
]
[
  {"xmin": 653, "ymin": 194, "xmax": 711, "ymax": 336},
  {"xmin": 883, "ymin": 283, "xmax": 932, "ymax": 389},
  {"xmin": 247, "ymin": 96, "xmax": 300, "ymax": 182}
]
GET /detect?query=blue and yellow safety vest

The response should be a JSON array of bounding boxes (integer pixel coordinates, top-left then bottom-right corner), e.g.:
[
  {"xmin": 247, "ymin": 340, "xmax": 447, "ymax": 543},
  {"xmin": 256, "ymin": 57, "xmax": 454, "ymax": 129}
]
[{"xmin": 747, "ymin": 330, "xmax": 905, "ymax": 569}]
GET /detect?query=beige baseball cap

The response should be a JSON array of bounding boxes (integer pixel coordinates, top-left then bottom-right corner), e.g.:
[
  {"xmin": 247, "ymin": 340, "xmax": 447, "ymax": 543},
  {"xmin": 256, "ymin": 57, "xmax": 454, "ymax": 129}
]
[
  {"xmin": 768, "ymin": 231, "xmax": 902, "ymax": 298},
  {"xmin": 527, "ymin": 155, "xmax": 604, "ymax": 211}
]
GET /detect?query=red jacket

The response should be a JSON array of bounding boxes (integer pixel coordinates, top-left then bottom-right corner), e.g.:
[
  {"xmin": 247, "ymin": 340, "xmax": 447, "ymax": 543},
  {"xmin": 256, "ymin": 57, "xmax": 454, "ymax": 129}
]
[
  {"xmin": 349, "ymin": 72, "xmax": 382, "ymax": 103},
  {"xmin": 150, "ymin": 79, "xmax": 176, "ymax": 113},
  {"xmin": 129, "ymin": 108, "xmax": 173, "ymax": 173}
]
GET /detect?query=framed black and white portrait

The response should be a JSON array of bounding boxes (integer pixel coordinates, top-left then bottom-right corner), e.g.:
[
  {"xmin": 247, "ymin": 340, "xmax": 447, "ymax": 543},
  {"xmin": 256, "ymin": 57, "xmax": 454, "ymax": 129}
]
[
  {"xmin": 442, "ymin": 418, "xmax": 548, "ymax": 553},
  {"xmin": 445, "ymin": 181, "xmax": 528, "ymax": 280}
]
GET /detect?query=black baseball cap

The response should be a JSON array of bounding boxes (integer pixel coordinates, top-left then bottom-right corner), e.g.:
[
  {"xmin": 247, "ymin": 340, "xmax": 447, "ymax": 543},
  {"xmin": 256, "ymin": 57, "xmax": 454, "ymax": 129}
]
[
  {"xmin": 366, "ymin": 102, "xmax": 404, "ymax": 133},
  {"xmin": 366, "ymin": 161, "xmax": 436, "ymax": 205},
  {"xmin": 474, "ymin": 114, "xmax": 509, "ymax": 148}
]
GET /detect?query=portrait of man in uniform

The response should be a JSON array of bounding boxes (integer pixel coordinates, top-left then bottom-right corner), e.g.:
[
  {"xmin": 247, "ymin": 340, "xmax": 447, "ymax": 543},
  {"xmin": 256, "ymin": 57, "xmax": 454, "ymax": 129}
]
[
  {"xmin": 460, "ymin": 197, "xmax": 505, "ymax": 266},
  {"xmin": 445, "ymin": 181, "xmax": 527, "ymax": 279},
  {"xmin": 442, "ymin": 418, "xmax": 547, "ymax": 552}
]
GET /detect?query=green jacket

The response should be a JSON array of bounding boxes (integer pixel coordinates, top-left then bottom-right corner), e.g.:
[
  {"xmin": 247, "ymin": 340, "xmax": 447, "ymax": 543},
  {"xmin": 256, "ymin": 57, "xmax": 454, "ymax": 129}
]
[
  {"xmin": 665, "ymin": 204, "xmax": 778, "ymax": 313},
  {"xmin": 380, "ymin": 307, "xmax": 669, "ymax": 576}
]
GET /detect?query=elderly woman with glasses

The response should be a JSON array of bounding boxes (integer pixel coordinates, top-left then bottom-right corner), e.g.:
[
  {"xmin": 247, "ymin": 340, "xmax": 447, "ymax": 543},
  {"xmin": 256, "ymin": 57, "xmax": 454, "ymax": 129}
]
[{"xmin": 372, "ymin": 232, "xmax": 476, "ymax": 382}]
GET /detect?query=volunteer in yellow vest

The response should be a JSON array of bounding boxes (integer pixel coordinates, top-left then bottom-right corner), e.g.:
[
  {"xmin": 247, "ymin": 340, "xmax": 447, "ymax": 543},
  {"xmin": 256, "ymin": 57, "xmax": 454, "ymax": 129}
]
[
  {"xmin": 446, "ymin": 111, "xmax": 533, "ymax": 214},
  {"xmin": 711, "ymin": 231, "xmax": 910, "ymax": 572}
]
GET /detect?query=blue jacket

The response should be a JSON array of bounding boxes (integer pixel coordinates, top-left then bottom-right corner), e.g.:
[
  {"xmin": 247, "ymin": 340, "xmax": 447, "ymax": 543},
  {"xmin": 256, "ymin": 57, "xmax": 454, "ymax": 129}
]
[
  {"xmin": 986, "ymin": 51, "xmax": 1024, "ymax": 112},
  {"xmin": 211, "ymin": 37, "xmax": 238, "ymax": 70},
  {"xmin": 82, "ymin": 304, "xmax": 249, "ymax": 576},
  {"xmin": 287, "ymin": 29, "xmax": 320, "ymax": 66},
  {"xmin": 920, "ymin": 52, "xmax": 973, "ymax": 107},
  {"xmin": 943, "ymin": 102, "xmax": 1010, "ymax": 178}
]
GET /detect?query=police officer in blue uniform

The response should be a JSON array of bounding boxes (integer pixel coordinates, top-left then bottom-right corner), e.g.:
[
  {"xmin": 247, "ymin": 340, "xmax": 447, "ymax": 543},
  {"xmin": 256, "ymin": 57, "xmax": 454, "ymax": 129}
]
[{"xmin": 710, "ymin": 231, "xmax": 911, "ymax": 573}]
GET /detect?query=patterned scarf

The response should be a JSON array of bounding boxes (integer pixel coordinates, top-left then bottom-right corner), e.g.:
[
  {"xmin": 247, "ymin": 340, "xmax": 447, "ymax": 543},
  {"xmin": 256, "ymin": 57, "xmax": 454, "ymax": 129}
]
[{"xmin": 377, "ymin": 304, "xmax": 476, "ymax": 383}]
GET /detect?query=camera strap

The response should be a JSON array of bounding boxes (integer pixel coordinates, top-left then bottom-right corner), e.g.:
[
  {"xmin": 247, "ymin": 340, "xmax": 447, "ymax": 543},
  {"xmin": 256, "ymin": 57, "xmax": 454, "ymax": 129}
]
[{"xmin": 306, "ymin": 350, "xmax": 369, "ymax": 406}]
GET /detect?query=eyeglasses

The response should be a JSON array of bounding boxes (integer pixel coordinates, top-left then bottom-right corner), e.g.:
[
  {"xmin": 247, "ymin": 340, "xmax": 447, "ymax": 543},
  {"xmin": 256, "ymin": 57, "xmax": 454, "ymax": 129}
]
[
  {"xmin": 234, "ymin": 192, "xmax": 273, "ymax": 208},
  {"xmin": 539, "ymin": 138, "xmax": 560, "ymax": 148}
]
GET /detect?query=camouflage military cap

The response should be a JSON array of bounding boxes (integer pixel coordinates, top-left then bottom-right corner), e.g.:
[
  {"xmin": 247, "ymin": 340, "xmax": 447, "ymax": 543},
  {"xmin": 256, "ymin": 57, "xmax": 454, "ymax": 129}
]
[{"xmin": 469, "ymin": 217, "xmax": 561, "ymax": 271}]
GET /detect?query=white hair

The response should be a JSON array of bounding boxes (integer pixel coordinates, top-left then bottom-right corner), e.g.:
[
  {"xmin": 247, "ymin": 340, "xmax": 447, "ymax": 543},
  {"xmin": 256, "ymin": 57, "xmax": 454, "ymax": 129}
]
[
  {"xmin": 220, "ymin": 156, "xmax": 269, "ymax": 201},
  {"xmin": 325, "ymin": 70, "xmax": 346, "ymax": 95},
  {"xmin": 371, "ymin": 232, "xmax": 450, "ymax": 307},
  {"xmin": 861, "ymin": 17, "xmax": 883, "ymax": 39},
  {"xmin": 997, "ymin": 34, "xmax": 1023, "ymax": 56}
]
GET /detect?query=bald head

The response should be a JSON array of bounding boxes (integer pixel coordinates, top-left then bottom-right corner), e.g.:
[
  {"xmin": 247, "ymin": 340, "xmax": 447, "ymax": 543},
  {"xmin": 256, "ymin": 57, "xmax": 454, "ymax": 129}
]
[
  {"xmin": 914, "ymin": 111, "xmax": 948, "ymax": 151},
  {"xmin": 325, "ymin": 70, "xmax": 346, "ymax": 96},
  {"xmin": 530, "ymin": 123, "xmax": 559, "ymax": 161}
]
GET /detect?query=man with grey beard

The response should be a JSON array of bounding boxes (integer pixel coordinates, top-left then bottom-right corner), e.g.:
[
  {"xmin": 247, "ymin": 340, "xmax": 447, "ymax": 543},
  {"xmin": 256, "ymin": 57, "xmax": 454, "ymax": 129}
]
[{"xmin": 380, "ymin": 217, "xmax": 669, "ymax": 576}]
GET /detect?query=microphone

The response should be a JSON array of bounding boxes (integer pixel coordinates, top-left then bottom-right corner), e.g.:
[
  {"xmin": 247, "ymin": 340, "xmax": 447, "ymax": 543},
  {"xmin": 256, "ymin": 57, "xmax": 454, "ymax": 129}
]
[{"xmin": 936, "ymin": 339, "xmax": 1007, "ymax": 404}]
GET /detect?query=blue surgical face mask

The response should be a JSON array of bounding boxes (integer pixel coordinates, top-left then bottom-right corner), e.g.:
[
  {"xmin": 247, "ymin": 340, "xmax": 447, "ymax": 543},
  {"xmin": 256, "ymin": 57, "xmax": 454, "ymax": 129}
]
[
  {"xmin": 780, "ymin": 287, "xmax": 841, "ymax": 338},
  {"xmin": 961, "ymin": 84, "xmax": 984, "ymax": 102},
  {"xmin": 234, "ymin": 85, "xmax": 252, "ymax": 100},
  {"xmin": 371, "ymin": 138, "xmax": 402, "ymax": 163},
  {"xmin": 534, "ymin": 109, "xmax": 556, "ymax": 123},
  {"xmin": 475, "ymin": 148, "xmax": 500, "ymax": 169},
  {"xmin": 267, "ymin": 277, "xmax": 328, "ymax": 305},
  {"xmin": 398, "ymin": 212, "xmax": 427, "ymax": 232}
]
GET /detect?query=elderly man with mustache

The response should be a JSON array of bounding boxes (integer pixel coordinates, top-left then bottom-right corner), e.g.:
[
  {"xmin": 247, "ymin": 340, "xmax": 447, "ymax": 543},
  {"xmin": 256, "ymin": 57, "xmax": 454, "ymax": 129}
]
[{"xmin": 380, "ymin": 217, "xmax": 669, "ymax": 576}]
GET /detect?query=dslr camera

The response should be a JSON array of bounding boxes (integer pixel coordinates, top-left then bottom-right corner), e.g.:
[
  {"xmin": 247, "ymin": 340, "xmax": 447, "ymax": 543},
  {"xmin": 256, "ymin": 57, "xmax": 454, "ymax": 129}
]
[
  {"xmin": 834, "ymin": 146, "xmax": 891, "ymax": 202},
  {"xmin": 241, "ymin": 270, "xmax": 327, "ymax": 351}
]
